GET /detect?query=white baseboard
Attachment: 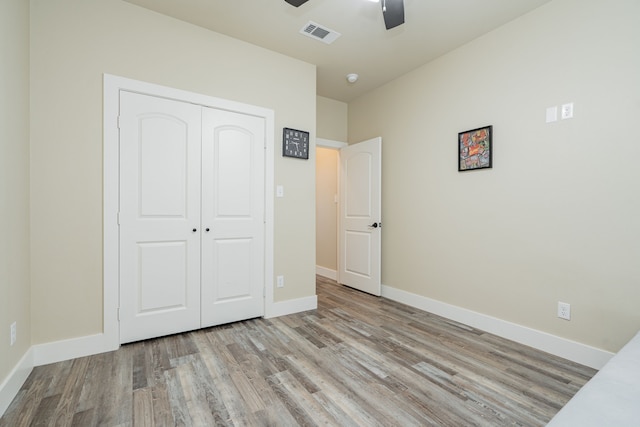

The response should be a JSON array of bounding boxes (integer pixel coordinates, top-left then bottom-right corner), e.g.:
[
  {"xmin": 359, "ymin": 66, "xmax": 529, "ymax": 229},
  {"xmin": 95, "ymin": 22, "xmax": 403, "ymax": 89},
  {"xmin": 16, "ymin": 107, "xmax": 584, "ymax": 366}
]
[
  {"xmin": 1, "ymin": 332, "xmax": 119, "ymax": 417},
  {"xmin": 316, "ymin": 266, "xmax": 337, "ymax": 280},
  {"xmin": 0, "ymin": 347, "xmax": 34, "ymax": 417},
  {"xmin": 32, "ymin": 333, "xmax": 117, "ymax": 367},
  {"xmin": 381, "ymin": 284, "xmax": 613, "ymax": 370},
  {"xmin": 265, "ymin": 295, "xmax": 318, "ymax": 319}
]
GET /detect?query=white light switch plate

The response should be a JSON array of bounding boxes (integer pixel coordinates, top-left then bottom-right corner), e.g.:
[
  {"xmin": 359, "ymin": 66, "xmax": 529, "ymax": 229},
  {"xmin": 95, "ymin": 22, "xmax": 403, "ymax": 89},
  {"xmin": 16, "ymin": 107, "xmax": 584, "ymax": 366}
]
[
  {"xmin": 546, "ymin": 106, "xmax": 558, "ymax": 123},
  {"xmin": 276, "ymin": 185, "xmax": 284, "ymax": 198}
]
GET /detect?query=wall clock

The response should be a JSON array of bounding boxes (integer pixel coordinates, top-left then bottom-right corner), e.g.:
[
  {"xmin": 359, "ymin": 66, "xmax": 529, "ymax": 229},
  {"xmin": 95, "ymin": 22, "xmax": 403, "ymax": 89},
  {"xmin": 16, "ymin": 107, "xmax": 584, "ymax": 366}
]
[{"xmin": 283, "ymin": 127, "xmax": 309, "ymax": 159}]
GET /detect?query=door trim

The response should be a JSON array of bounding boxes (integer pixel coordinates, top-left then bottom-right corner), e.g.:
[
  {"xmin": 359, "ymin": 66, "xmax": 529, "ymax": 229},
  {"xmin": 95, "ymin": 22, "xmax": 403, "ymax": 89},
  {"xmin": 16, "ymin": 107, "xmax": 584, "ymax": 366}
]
[{"xmin": 103, "ymin": 74, "xmax": 275, "ymax": 350}]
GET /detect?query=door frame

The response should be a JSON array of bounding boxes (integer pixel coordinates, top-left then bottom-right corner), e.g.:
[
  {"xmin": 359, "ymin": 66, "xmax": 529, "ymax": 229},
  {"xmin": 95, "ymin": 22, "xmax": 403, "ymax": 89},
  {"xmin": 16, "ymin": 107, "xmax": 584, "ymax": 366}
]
[{"xmin": 103, "ymin": 74, "xmax": 275, "ymax": 350}]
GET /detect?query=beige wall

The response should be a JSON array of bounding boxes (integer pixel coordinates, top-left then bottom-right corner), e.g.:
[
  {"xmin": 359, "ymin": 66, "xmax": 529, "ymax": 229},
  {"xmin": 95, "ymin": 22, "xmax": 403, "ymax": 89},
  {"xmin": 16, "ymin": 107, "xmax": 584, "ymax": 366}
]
[
  {"xmin": 30, "ymin": 0, "xmax": 316, "ymax": 344},
  {"xmin": 349, "ymin": 0, "xmax": 640, "ymax": 353},
  {"xmin": 315, "ymin": 148, "xmax": 339, "ymax": 271},
  {"xmin": 0, "ymin": 0, "xmax": 31, "ymax": 383},
  {"xmin": 317, "ymin": 96, "xmax": 347, "ymax": 142}
]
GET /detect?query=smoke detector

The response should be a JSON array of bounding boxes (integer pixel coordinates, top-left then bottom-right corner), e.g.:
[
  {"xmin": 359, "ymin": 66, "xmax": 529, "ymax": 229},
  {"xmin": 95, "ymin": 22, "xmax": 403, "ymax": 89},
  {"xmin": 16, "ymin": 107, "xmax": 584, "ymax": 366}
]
[{"xmin": 346, "ymin": 73, "xmax": 359, "ymax": 83}]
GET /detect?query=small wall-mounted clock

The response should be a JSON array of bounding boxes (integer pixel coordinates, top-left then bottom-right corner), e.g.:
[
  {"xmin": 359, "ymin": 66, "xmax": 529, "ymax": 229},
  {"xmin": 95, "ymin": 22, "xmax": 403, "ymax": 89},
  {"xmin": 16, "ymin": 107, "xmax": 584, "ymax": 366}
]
[{"xmin": 283, "ymin": 127, "xmax": 309, "ymax": 159}]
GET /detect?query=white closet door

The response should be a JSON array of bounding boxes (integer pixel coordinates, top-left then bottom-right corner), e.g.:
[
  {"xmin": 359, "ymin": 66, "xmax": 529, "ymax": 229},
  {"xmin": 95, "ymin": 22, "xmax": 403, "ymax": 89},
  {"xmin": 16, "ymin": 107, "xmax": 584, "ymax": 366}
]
[
  {"xmin": 119, "ymin": 91, "xmax": 202, "ymax": 344},
  {"xmin": 200, "ymin": 107, "xmax": 265, "ymax": 327}
]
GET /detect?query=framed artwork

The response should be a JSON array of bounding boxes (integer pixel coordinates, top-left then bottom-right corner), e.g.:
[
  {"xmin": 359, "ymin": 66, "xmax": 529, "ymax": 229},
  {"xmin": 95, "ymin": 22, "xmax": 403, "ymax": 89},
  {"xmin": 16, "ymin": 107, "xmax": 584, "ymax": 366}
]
[{"xmin": 458, "ymin": 125, "xmax": 492, "ymax": 171}]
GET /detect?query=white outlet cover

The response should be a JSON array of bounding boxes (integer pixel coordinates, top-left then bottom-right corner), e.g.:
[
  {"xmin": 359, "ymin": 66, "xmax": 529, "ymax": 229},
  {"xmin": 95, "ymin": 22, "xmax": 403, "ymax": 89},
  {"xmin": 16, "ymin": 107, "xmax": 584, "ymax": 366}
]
[
  {"xmin": 561, "ymin": 103, "xmax": 574, "ymax": 120},
  {"xmin": 558, "ymin": 302, "xmax": 571, "ymax": 320}
]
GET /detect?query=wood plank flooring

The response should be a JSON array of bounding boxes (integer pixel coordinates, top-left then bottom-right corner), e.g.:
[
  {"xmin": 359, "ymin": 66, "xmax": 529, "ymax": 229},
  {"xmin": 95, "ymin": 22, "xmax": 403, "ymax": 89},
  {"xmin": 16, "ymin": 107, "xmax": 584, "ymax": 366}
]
[{"xmin": 1, "ymin": 276, "xmax": 596, "ymax": 426}]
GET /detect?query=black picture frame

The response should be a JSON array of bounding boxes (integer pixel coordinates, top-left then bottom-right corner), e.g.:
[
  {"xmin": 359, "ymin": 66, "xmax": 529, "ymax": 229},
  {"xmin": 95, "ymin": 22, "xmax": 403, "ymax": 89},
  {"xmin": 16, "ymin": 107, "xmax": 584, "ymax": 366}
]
[
  {"xmin": 458, "ymin": 125, "xmax": 492, "ymax": 171},
  {"xmin": 282, "ymin": 127, "xmax": 310, "ymax": 159}
]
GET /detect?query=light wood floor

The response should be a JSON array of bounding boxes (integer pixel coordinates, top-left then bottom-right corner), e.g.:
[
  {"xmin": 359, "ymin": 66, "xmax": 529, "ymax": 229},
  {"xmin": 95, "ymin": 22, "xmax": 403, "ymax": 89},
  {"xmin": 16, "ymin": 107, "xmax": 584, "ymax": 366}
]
[{"xmin": 1, "ymin": 276, "xmax": 596, "ymax": 426}]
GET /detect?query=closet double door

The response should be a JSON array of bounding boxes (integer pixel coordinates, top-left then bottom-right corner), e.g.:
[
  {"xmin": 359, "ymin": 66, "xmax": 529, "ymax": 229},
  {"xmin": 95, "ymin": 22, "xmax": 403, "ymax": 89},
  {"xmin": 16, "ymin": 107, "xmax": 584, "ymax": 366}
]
[{"xmin": 119, "ymin": 91, "xmax": 265, "ymax": 344}]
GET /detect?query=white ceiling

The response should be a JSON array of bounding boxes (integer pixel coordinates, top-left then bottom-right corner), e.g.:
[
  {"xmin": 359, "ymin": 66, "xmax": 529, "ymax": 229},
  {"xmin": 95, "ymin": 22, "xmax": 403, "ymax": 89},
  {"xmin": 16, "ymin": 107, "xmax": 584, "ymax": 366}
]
[{"xmin": 124, "ymin": 0, "xmax": 552, "ymax": 103}]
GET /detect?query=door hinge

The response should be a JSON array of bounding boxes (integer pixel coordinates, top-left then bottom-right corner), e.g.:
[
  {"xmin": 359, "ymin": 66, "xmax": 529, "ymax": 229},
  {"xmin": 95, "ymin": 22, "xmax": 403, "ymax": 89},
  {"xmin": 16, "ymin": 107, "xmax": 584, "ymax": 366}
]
[
  {"xmin": 117, "ymin": 308, "xmax": 120, "ymax": 321},
  {"xmin": 117, "ymin": 212, "xmax": 120, "ymax": 225},
  {"xmin": 117, "ymin": 116, "xmax": 121, "ymax": 129}
]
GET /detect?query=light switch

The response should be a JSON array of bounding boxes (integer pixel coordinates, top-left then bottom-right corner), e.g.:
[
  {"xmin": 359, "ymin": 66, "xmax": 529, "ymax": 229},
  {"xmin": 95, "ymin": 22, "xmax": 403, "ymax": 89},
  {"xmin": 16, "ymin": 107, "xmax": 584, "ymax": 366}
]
[
  {"xmin": 276, "ymin": 185, "xmax": 284, "ymax": 198},
  {"xmin": 546, "ymin": 106, "xmax": 558, "ymax": 123}
]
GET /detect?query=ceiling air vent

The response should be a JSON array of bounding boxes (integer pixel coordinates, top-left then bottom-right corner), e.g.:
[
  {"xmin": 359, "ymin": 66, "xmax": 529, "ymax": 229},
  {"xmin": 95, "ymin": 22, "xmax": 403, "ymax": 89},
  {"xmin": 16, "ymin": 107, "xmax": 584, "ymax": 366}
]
[{"xmin": 300, "ymin": 21, "xmax": 341, "ymax": 45}]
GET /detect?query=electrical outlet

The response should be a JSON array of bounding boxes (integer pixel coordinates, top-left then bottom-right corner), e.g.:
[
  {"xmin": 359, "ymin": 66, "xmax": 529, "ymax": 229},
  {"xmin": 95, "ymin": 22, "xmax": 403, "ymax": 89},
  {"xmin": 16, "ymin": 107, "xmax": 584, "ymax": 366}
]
[
  {"xmin": 10, "ymin": 322, "xmax": 16, "ymax": 346},
  {"xmin": 561, "ymin": 103, "xmax": 574, "ymax": 120},
  {"xmin": 277, "ymin": 275, "xmax": 284, "ymax": 288},
  {"xmin": 558, "ymin": 302, "xmax": 571, "ymax": 320}
]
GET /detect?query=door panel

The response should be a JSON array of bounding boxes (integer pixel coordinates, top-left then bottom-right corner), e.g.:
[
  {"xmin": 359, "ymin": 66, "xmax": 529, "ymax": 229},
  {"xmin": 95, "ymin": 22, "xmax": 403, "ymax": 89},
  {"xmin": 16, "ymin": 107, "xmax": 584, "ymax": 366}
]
[
  {"xmin": 138, "ymin": 241, "xmax": 188, "ymax": 312},
  {"xmin": 345, "ymin": 153, "xmax": 372, "ymax": 217},
  {"xmin": 344, "ymin": 231, "xmax": 371, "ymax": 277},
  {"xmin": 138, "ymin": 116, "xmax": 188, "ymax": 217},
  {"xmin": 215, "ymin": 128, "xmax": 253, "ymax": 217},
  {"xmin": 119, "ymin": 91, "xmax": 202, "ymax": 344},
  {"xmin": 339, "ymin": 137, "xmax": 382, "ymax": 296},
  {"xmin": 215, "ymin": 239, "xmax": 253, "ymax": 300},
  {"xmin": 201, "ymin": 107, "xmax": 265, "ymax": 327}
]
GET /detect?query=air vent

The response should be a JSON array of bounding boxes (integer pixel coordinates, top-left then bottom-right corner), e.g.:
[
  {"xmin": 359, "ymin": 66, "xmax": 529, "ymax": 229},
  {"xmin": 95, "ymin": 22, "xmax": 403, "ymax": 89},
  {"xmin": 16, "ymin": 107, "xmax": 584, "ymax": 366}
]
[{"xmin": 299, "ymin": 21, "xmax": 341, "ymax": 45}]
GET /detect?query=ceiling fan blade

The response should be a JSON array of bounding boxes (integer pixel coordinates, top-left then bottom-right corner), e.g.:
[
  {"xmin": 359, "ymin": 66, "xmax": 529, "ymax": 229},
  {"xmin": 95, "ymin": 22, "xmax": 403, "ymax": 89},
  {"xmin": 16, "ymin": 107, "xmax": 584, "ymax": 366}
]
[
  {"xmin": 382, "ymin": 0, "xmax": 405, "ymax": 30},
  {"xmin": 284, "ymin": 0, "xmax": 309, "ymax": 7}
]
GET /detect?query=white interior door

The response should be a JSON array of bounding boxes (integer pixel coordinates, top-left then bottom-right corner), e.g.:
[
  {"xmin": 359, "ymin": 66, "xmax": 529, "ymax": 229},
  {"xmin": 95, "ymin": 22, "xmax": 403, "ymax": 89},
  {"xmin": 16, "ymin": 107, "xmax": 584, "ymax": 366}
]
[
  {"xmin": 338, "ymin": 137, "xmax": 382, "ymax": 296},
  {"xmin": 200, "ymin": 108, "xmax": 265, "ymax": 327},
  {"xmin": 119, "ymin": 91, "xmax": 202, "ymax": 344},
  {"xmin": 119, "ymin": 93, "xmax": 266, "ymax": 344}
]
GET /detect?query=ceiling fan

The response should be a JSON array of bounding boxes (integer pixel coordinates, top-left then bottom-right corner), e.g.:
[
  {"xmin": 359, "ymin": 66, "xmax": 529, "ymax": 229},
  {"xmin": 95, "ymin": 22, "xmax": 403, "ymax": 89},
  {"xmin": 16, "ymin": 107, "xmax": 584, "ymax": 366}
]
[{"xmin": 284, "ymin": 0, "xmax": 405, "ymax": 30}]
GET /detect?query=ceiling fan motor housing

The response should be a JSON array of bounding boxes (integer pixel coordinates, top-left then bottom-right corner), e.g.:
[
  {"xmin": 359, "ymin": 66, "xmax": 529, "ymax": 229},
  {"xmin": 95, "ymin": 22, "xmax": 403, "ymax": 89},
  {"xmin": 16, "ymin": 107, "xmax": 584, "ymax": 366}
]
[{"xmin": 285, "ymin": 0, "xmax": 309, "ymax": 7}]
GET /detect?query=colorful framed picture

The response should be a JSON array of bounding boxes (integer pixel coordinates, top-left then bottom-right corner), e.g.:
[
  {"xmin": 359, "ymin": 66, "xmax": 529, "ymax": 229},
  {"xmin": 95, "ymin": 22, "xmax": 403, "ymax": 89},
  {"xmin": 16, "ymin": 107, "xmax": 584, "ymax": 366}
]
[{"xmin": 458, "ymin": 125, "xmax": 492, "ymax": 172}]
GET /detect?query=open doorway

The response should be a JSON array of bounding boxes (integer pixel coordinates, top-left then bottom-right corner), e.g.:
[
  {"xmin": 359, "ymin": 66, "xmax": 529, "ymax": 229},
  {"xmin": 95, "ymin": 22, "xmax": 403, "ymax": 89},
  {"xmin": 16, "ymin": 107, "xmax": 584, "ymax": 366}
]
[
  {"xmin": 335, "ymin": 138, "xmax": 382, "ymax": 296},
  {"xmin": 316, "ymin": 137, "xmax": 382, "ymax": 295},
  {"xmin": 315, "ymin": 140, "xmax": 346, "ymax": 280}
]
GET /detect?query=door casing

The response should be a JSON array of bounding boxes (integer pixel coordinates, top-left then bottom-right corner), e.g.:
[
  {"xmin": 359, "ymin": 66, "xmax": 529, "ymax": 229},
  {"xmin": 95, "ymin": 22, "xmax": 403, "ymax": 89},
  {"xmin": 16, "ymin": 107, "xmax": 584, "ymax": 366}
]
[{"xmin": 103, "ymin": 74, "xmax": 275, "ymax": 351}]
